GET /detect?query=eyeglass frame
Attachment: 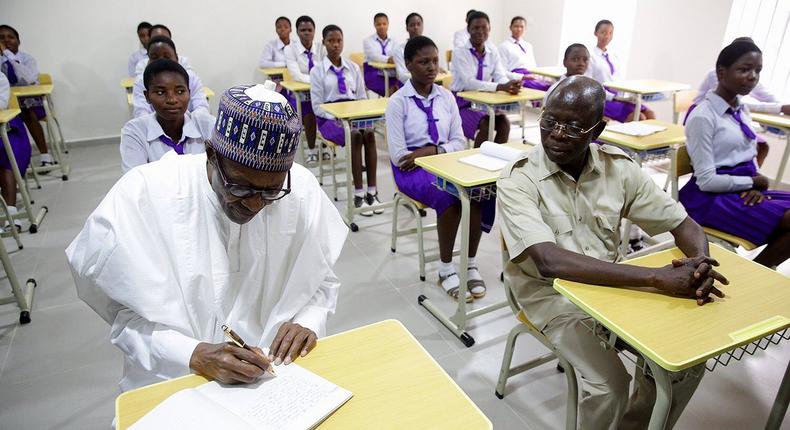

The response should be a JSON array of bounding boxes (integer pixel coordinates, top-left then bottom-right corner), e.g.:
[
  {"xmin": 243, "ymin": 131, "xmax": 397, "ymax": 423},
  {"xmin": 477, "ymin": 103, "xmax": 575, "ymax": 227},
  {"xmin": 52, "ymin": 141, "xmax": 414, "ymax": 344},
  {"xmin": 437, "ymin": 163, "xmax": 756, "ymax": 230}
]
[
  {"xmin": 537, "ymin": 111, "xmax": 603, "ymax": 139},
  {"xmin": 211, "ymin": 153, "xmax": 291, "ymax": 202}
]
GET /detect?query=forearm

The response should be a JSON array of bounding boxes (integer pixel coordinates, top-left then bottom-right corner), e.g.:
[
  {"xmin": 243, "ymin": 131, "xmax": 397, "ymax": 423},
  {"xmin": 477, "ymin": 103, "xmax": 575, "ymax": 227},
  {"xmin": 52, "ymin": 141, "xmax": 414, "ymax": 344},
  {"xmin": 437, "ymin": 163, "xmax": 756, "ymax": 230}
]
[{"xmin": 671, "ymin": 217, "xmax": 710, "ymax": 258}]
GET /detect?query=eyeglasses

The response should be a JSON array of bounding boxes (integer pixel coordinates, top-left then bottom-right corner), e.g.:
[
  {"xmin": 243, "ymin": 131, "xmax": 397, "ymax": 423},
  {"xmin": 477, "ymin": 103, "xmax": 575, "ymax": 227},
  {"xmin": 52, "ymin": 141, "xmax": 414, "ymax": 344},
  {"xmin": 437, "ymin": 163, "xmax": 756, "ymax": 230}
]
[
  {"xmin": 212, "ymin": 155, "xmax": 291, "ymax": 202},
  {"xmin": 538, "ymin": 112, "xmax": 601, "ymax": 139}
]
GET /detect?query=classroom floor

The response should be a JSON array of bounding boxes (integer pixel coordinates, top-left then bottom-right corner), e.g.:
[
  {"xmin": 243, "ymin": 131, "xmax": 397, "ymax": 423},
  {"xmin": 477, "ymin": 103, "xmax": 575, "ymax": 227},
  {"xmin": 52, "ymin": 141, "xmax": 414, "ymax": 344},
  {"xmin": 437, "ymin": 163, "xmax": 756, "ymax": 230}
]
[{"xmin": 0, "ymin": 124, "xmax": 788, "ymax": 429}]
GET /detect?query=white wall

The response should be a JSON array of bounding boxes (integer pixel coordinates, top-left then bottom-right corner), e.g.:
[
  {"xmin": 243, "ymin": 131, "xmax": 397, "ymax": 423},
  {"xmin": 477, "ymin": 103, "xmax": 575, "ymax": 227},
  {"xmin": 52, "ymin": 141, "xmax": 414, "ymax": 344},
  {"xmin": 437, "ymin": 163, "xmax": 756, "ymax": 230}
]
[
  {"xmin": 3, "ymin": 0, "xmax": 506, "ymax": 142},
  {"xmin": 501, "ymin": 0, "xmax": 566, "ymax": 66}
]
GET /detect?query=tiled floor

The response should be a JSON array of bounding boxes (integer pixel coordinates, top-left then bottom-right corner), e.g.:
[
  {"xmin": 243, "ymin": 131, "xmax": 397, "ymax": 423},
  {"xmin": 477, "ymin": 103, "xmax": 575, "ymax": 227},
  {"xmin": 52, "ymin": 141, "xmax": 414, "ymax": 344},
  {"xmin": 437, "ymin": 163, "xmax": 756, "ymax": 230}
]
[{"xmin": 0, "ymin": 127, "xmax": 788, "ymax": 429}]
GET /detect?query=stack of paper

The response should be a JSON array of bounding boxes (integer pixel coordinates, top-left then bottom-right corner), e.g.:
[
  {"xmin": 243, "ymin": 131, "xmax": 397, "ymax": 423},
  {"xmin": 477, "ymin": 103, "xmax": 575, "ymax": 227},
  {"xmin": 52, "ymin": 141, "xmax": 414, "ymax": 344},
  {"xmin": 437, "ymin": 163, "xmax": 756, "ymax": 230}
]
[
  {"xmin": 459, "ymin": 141, "xmax": 528, "ymax": 171},
  {"xmin": 606, "ymin": 122, "xmax": 667, "ymax": 137}
]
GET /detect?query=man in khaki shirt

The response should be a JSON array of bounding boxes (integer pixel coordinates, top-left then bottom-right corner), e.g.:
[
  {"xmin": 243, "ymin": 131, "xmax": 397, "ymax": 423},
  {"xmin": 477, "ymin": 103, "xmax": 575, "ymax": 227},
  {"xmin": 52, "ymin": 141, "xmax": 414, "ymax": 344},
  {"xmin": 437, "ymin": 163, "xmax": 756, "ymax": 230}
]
[{"xmin": 497, "ymin": 76, "xmax": 728, "ymax": 429}]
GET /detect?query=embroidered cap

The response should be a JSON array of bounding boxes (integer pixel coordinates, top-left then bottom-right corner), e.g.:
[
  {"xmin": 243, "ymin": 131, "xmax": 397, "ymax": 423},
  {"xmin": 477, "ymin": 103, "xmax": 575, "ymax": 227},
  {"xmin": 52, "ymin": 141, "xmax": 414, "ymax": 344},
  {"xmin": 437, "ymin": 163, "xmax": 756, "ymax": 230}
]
[{"xmin": 210, "ymin": 81, "xmax": 302, "ymax": 172}]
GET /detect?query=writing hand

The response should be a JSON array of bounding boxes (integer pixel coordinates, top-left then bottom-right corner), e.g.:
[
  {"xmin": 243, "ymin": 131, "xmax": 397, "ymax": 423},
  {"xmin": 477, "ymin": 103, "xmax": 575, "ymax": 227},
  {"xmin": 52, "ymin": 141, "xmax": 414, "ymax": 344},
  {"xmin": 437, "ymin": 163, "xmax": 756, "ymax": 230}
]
[{"xmin": 190, "ymin": 342, "xmax": 272, "ymax": 384}]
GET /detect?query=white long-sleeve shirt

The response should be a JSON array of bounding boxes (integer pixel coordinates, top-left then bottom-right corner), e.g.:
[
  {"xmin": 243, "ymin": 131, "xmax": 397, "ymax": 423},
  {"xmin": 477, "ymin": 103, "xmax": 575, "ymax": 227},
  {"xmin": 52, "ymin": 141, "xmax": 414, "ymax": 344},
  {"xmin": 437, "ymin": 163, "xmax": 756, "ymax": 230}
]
[
  {"xmin": 66, "ymin": 152, "xmax": 348, "ymax": 391},
  {"xmin": 452, "ymin": 28, "xmax": 470, "ymax": 48},
  {"xmin": 588, "ymin": 46, "xmax": 622, "ymax": 83},
  {"xmin": 127, "ymin": 48, "xmax": 147, "ymax": 77},
  {"xmin": 0, "ymin": 72, "xmax": 9, "ymax": 108},
  {"xmin": 0, "ymin": 49, "xmax": 39, "ymax": 85},
  {"xmin": 363, "ymin": 34, "xmax": 397, "ymax": 63},
  {"xmin": 393, "ymin": 40, "xmax": 410, "ymax": 82},
  {"xmin": 259, "ymin": 38, "xmax": 289, "ymax": 68},
  {"xmin": 134, "ymin": 54, "xmax": 193, "ymax": 77},
  {"xmin": 694, "ymin": 69, "xmax": 783, "ymax": 114},
  {"xmin": 450, "ymin": 40, "xmax": 520, "ymax": 92},
  {"xmin": 132, "ymin": 69, "xmax": 209, "ymax": 118},
  {"xmin": 284, "ymin": 40, "xmax": 324, "ymax": 83},
  {"xmin": 498, "ymin": 37, "xmax": 538, "ymax": 71},
  {"xmin": 310, "ymin": 56, "xmax": 367, "ymax": 120}
]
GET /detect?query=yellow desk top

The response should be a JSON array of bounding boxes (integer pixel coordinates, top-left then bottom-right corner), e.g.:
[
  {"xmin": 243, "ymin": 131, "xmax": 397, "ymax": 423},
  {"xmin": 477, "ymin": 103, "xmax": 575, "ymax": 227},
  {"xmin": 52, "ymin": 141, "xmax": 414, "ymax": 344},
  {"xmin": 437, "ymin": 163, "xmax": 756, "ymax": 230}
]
[
  {"xmin": 598, "ymin": 119, "xmax": 686, "ymax": 151},
  {"xmin": 120, "ymin": 77, "xmax": 135, "ymax": 89},
  {"xmin": 435, "ymin": 72, "xmax": 452, "ymax": 83},
  {"xmin": 751, "ymin": 112, "xmax": 790, "ymax": 129},
  {"xmin": 368, "ymin": 61, "xmax": 395, "ymax": 70},
  {"xmin": 10, "ymin": 84, "xmax": 53, "ymax": 97},
  {"xmin": 203, "ymin": 87, "xmax": 215, "ymax": 99},
  {"xmin": 604, "ymin": 79, "xmax": 690, "ymax": 95},
  {"xmin": 529, "ymin": 66, "xmax": 565, "ymax": 79},
  {"xmin": 280, "ymin": 80, "xmax": 311, "ymax": 92},
  {"xmin": 415, "ymin": 141, "xmax": 533, "ymax": 188},
  {"xmin": 259, "ymin": 67, "xmax": 288, "ymax": 76},
  {"xmin": 319, "ymin": 98, "xmax": 388, "ymax": 120},
  {"xmin": 554, "ymin": 244, "xmax": 790, "ymax": 372},
  {"xmin": 0, "ymin": 108, "xmax": 21, "ymax": 124},
  {"xmin": 115, "ymin": 320, "xmax": 491, "ymax": 430},
  {"xmin": 457, "ymin": 88, "xmax": 545, "ymax": 105}
]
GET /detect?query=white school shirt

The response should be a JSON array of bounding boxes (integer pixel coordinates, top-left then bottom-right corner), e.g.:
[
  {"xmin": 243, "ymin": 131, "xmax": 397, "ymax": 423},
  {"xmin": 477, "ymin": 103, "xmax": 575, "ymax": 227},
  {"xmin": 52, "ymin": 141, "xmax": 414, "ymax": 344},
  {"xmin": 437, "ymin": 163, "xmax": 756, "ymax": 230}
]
[
  {"xmin": 588, "ymin": 46, "xmax": 622, "ymax": 83},
  {"xmin": 499, "ymin": 37, "xmax": 538, "ymax": 71},
  {"xmin": 120, "ymin": 110, "xmax": 215, "ymax": 172},
  {"xmin": 694, "ymin": 69, "xmax": 782, "ymax": 114},
  {"xmin": 393, "ymin": 40, "xmax": 410, "ymax": 82},
  {"xmin": 310, "ymin": 57, "xmax": 367, "ymax": 120},
  {"xmin": 259, "ymin": 38, "xmax": 289, "ymax": 68},
  {"xmin": 66, "ymin": 152, "xmax": 348, "ymax": 391},
  {"xmin": 0, "ymin": 72, "xmax": 9, "ymax": 109},
  {"xmin": 134, "ymin": 54, "xmax": 193, "ymax": 76},
  {"xmin": 0, "ymin": 49, "xmax": 39, "ymax": 85},
  {"xmin": 453, "ymin": 28, "xmax": 470, "ymax": 48},
  {"xmin": 685, "ymin": 91, "xmax": 758, "ymax": 193},
  {"xmin": 132, "ymin": 69, "xmax": 209, "ymax": 118},
  {"xmin": 127, "ymin": 47, "xmax": 147, "ymax": 77},
  {"xmin": 285, "ymin": 40, "xmax": 324, "ymax": 83},
  {"xmin": 363, "ymin": 34, "xmax": 397, "ymax": 63},
  {"xmin": 386, "ymin": 80, "xmax": 466, "ymax": 165},
  {"xmin": 450, "ymin": 40, "xmax": 521, "ymax": 92}
]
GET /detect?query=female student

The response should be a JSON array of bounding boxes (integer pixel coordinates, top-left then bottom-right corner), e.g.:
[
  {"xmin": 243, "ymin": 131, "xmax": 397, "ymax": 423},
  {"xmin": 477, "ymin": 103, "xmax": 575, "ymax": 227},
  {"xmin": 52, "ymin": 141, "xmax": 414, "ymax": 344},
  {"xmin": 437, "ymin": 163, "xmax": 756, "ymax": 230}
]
[
  {"xmin": 387, "ymin": 36, "xmax": 491, "ymax": 300},
  {"xmin": 543, "ymin": 43, "xmax": 590, "ymax": 103},
  {"xmin": 588, "ymin": 19, "xmax": 655, "ymax": 122},
  {"xmin": 680, "ymin": 41, "xmax": 790, "ymax": 268},
  {"xmin": 363, "ymin": 13, "xmax": 398, "ymax": 97},
  {"xmin": 0, "ymin": 71, "xmax": 31, "ymax": 229},
  {"xmin": 285, "ymin": 15, "xmax": 322, "ymax": 164},
  {"xmin": 0, "ymin": 25, "xmax": 54, "ymax": 167},
  {"xmin": 311, "ymin": 25, "xmax": 381, "ymax": 216},
  {"xmin": 131, "ymin": 36, "xmax": 208, "ymax": 118},
  {"xmin": 128, "ymin": 21, "xmax": 151, "ymax": 77},
  {"xmin": 499, "ymin": 16, "xmax": 550, "ymax": 91},
  {"xmin": 449, "ymin": 11, "xmax": 523, "ymax": 147},
  {"xmin": 259, "ymin": 16, "xmax": 291, "ymax": 68},
  {"xmin": 452, "ymin": 9, "xmax": 476, "ymax": 48},
  {"xmin": 131, "ymin": 24, "xmax": 192, "ymax": 75},
  {"xmin": 393, "ymin": 13, "xmax": 423, "ymax": 84},
  {"xmin": 121, "ymin": 59, "xmax": 214, "ymax": 172}
]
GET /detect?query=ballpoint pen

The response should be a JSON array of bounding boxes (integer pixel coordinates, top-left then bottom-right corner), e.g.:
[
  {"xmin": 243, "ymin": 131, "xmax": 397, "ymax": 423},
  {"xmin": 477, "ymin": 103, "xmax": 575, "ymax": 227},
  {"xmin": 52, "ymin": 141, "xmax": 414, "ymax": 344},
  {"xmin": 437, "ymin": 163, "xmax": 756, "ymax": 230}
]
[{"xmin": 222, "ymin": 324, "xmax": 277, "ymax": 376}]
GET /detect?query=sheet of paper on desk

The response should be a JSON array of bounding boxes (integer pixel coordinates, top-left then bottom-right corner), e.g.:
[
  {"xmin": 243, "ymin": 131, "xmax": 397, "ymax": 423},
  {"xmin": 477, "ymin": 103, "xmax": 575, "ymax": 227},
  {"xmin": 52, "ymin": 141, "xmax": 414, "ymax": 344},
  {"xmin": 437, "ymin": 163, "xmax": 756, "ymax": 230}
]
[
  {"xmin": 606, "ymin": 122, "xmax": 667, "ymax": 137},
  {"xmin": 459, "ymin": 141, "xmax": 527, "ymax": 171},
  {"xmin": 130, "ymin": 363, "xmax": 353, "ymax": 430}
]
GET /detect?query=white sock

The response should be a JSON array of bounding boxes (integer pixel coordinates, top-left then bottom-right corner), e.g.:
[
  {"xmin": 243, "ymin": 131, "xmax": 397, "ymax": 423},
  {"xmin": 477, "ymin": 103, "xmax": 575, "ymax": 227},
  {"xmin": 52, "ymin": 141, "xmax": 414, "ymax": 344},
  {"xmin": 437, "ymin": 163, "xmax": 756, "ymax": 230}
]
[
  {"xmin": 308, "ymin": 148, "xmax": 318, "ymax": 155},
  {"xmin": 40, "ymin": 153, "xmax": 53, "ymax": 163},
  {"xmin": 367, "ymin": 186, "xmax": 377, "ymax": 195},
  {"xmin": 7, "ymin": 206, "xmax": 17, "ymax": 216},
  {"xmin": 354, "ymin": 189, "xmax": 365, "ymax": 198},
  {"xmin": 629, "ymin": 225, "xmax": 643, "ymax": 241},
  {"xmin": 438, "ymin": 261, "xmax": 456, "ymax": 277},
  {"xmin": 467, "ymin": 257, "xmax": 483, "ymax": 281}
]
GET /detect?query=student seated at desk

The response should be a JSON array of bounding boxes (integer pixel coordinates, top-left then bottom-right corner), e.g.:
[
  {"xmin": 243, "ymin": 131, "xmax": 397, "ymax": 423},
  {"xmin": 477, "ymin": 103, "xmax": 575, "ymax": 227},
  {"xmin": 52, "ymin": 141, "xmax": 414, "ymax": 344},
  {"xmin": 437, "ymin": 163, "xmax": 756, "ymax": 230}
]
[
  {"xmin": 68, "ymin": 82, "xmax": 347, "ymax": 392},
  {"xmin": 127, "ymin": 21, "xmax": 151, "ymax": 77},
  {"xmin": 588, "ymin": 19, "xmax": 656, "ymax": 122},
  {"xmin": 450, "ymin": 11, "xmax": 524, "ymax": 147},
  {"xmin": 393, "ymin": 13, "xmax": 439, "ymax": 84},
  {"xmin": 132, "ymin": 36, "xmax": 208, "ymax": 118},
  {"xmin": 363, "ymin": 12, "xmax": 399, "ymax": 97},
  {"xmin": 499, "ymin": 16, "xmax": 550, "ymax": 91},
  {"xmin": 311, "ymin": 25, "xmax": 382, "ymax": 216},
  {"xmin": 452, "ymin": 9, "xmax": 476, "ymax": 48},
  {"xmin": 0, "ymin": 71, "xmax": 31, "ymax": 229},
  {"xmin": 542, "ymin": 43, "xmax": 589, "ymax": 104},
  {"xmin": 285, "ymin": 15, "xmax": 322, "ymax": 164},
  {"xmin": 132, "ymin": 24, "xmax": 192, "ymax": 75},
  {"xmin": 0, "ymin": 24, "xmax": 54, "ymax": 166},
  {"xmin": 498, "ymin": 75, "xmax": 727, "ymax": 429},
  {"xmin": 680, "ymin": 42, "xmax": 790, "ymax": 269},
  {"xmin": 121, "ymin": 60, "xmax": 214, "ymax": 173},
  {"xmin": 387, "ymin": 36, "xmax": 492, "ymax": 301},
  {"xmin": 259, "ymin": 16, "xmax": 291, "ymax": 69}
]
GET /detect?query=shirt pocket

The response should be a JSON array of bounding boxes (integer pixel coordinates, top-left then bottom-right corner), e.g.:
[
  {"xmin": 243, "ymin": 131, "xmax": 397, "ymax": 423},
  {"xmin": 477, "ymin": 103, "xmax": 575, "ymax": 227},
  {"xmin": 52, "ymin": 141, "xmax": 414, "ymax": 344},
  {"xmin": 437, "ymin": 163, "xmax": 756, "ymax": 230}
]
[
  {"xmin": 594, "ymin": 213, "xmax": 621, "ymax": 261},
  {"xmin": 545, "ymin": 214, "xmax": 573, "ymax": 237}
]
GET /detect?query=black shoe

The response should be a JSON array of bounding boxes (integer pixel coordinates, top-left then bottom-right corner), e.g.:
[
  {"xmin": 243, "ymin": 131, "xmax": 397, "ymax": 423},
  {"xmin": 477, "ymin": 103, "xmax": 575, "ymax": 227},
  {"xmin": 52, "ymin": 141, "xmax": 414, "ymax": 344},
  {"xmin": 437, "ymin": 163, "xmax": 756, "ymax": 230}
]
[
  {"xmin": 365, "ymin": 193, "xmax": 384, "ymax": 214},
  {"xmin": 357, "ymin": 195, "xmax": 373, "ymax": 216}
]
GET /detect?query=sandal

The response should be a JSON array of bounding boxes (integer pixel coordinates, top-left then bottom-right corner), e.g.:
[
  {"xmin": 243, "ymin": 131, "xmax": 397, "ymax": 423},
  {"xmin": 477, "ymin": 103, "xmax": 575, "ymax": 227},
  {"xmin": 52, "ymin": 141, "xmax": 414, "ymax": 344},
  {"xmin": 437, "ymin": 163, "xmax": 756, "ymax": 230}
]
[
  {"xmin": 439, "ymin": 272, "xmax": 472, "ymax": 303},
  {"xmin": 467, "ymin": 266, "xmax": 487, "ymax": 298}
]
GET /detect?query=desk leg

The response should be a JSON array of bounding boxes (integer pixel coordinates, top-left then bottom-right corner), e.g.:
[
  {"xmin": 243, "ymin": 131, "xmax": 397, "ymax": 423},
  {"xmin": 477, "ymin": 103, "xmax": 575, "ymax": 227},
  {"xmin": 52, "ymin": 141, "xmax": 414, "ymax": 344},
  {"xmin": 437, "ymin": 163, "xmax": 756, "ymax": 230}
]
[
  {"xmin": 342, "ymin": 120, "xmax": 357, "ymax": 232},
  {"xmin": 646, "ymin": 358, "xmax": 672, "ymax": 430},
  {"xmin": 0, "ymin": 126, "xmax": 47, "ymax": 233},
  {"xmin": 520, "ymin": 101, "xmax": 526, "ymax": 143},
  {"xmin": 294, "ymin": 92, "xmax": 306, "ymax": 166},
  {"xmin": 773, "ymin": 130, "xmax": 790, "ymax": 189},
  {"xmin": 672, "ymin": 92, "xmax": 679, "ymax": 124},
  {"xmin": 42, "ymin": 95, "xmax": 69, "ymax": 180},
  {"xmin": 633, "ymin": 94, "xmax": 643, "ymax": 122},
  {"xmin": 487, "ymin": 105, "xmax": 495, "ymax": 142},
  {"xmin": 766, "ymin": 359, "xmax": 790, "ymax": 430},
  {"xmin": 384, "ymin": 72, "xmax": 390, "ymax": 98}
]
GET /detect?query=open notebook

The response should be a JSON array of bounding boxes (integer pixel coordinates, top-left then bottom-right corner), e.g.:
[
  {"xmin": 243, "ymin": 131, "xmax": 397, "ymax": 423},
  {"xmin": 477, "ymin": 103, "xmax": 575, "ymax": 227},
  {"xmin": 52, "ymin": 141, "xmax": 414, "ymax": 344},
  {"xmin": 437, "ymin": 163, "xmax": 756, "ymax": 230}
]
[
  {"xmin": 130, "ymin": 364, "xmax": 352, "ymax": 430},
  {"xmin": 605, "ymin": 121, "xmax": 667, "ymax": 137},
  {"xmin": 458, "ymin": 141, "xmax": 528, "ymax": 171}
]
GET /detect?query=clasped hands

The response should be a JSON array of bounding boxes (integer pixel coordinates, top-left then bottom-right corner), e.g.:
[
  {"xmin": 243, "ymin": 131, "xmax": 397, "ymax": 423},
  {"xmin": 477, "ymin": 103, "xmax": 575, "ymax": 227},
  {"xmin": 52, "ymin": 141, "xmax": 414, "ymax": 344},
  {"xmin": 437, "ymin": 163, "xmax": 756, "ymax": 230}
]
[{"xmin": 657, "ymin": 256, "xmax": 728, "ymax": 305}]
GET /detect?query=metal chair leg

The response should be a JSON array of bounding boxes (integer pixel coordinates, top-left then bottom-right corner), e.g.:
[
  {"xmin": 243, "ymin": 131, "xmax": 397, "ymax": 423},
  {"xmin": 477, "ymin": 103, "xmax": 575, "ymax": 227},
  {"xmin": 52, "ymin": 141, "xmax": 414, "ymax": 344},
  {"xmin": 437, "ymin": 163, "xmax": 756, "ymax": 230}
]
[
  {"xmin": 495, "ymin": 323, "xmax": 530, "ymax": 398},
  {"xmin": 391, "ymin": 193, "xmax": 401, "ymax": 253}
]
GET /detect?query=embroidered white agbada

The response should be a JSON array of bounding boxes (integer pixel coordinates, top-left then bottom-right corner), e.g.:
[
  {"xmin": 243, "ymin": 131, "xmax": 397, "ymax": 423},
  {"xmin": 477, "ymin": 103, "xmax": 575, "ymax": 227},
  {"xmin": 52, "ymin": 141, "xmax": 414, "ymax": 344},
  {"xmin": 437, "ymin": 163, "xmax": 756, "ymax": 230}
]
[{"xmin": 66, "ymin": 152, "xmax": 348, "ymax": 391}]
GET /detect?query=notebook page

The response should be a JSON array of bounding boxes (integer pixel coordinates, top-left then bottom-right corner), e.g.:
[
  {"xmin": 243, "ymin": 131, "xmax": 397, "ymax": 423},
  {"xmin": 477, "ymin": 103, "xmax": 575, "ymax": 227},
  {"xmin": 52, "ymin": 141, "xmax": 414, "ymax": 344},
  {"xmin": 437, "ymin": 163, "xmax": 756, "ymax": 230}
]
[
  {"xmin": 129, "ymin": 388, "xmax": 249, "ymax": 430},
  {"xmin": 459, "ymin": 141, "xmax": 527, "ymax": 171},
  {"xmin": 606, "ymin": 122, "xmax": 667, "ymax": 137}
]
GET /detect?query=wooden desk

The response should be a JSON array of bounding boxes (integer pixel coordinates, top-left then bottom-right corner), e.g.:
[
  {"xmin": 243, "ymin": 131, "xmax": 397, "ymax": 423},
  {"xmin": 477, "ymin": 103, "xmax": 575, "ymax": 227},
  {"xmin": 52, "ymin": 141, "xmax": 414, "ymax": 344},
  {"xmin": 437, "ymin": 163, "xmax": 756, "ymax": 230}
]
[
  {"xmin": 458, "ymin": 89, "xmax": 545, "ymax": 142},
  {"xmin": 203, "ymin": 87, "xmax": 215, "ymax": 100},
  {"xmin": 320, "ymin": 98, "xmax": 391, "ymax": 232},
  {"xmin": 258, "ymin": 66, "xmax": 288, "ymax": 81},
  {"xmin": 367, "ymin": 61, "xmax": 396, "ymax": 96},
  {"xmin": 529, "ymin": 66, "xmax": 564, "ymax": 80},
  {"xmin": 604, "ymin": 80, "xmax": 691, "ymax": 122},
  {"xmin": 10, "ymin": 84, "xmax": 69, "ymax": 179},
  {"xmin": 599, "ymin": 119, "xmax": 685, "ymax": 161},
  {"xmin": 415, "ymin": 142, "xmax": 533, "ymax": 346},
  {"xmin": 120, "ymin": 77, "xmax": 135, "ymax": 91},
  {"xmin": 435, "ymin": 72, "xmax": 452, "ymax": 85},
  {"xmin": 554, "ymin": 245, "xmax": 790, "ymax": 430},
  {"xmin": 116, "ymin": 320, "xmax": 492, "ymax": 430},
  {"xmin": 751, "ymin": 112, "xmax": 790, "ymax": 188}
]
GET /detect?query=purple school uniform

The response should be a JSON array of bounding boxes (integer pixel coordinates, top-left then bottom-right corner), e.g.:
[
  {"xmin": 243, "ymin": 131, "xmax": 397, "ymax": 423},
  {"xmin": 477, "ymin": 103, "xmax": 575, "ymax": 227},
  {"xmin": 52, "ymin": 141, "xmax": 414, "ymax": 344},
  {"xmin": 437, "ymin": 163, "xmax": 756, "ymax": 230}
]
[
  {"xmin": 1, "ymin": 116, "xmax": 32, "ymax": 176},
  {"xmin": 1, "ymin": 50, "xmax": 46, "ymax": 119},
  {"xmin": 362, "ymin": 34, "xmax": 400, "ymax": 97}
]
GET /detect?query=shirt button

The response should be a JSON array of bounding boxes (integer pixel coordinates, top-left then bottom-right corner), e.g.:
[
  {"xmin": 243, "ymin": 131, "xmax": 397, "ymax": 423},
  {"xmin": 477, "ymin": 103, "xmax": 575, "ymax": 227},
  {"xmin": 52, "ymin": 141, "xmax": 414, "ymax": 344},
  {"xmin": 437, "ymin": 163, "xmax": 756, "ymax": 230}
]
[
  {"xmin": 578, "ymin": 216, "xmax": 582, "ymax": 221},
  {"xmin": 584, "ymin": 246, "xmax": 590, "ymax": 251}
]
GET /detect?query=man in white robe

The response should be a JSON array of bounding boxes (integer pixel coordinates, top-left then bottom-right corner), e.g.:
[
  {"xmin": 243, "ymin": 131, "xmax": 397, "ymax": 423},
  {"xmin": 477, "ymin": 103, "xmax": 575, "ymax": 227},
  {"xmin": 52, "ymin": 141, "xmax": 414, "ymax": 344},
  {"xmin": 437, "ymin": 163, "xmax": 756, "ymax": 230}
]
[{"xmin": 66, "ymin": 82, "xmax": 348, "ymax": 391}]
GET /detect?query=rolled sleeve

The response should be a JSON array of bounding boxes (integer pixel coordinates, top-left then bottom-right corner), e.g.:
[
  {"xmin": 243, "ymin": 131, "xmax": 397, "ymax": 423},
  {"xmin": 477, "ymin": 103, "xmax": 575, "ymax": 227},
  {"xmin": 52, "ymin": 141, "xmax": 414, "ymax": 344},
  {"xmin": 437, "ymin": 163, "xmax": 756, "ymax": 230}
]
[
  {"xmin": 622, "ymin": 160, "xmax": 688, "ymax": 236},
  {"xmin": 497, "ymin": 166, "xmax": 556, "ymax": 260}
]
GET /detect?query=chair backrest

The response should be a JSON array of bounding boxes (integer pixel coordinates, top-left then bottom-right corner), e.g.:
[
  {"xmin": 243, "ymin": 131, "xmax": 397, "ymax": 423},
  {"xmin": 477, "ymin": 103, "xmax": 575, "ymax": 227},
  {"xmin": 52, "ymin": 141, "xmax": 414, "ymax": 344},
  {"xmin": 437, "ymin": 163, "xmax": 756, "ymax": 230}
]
[
  {"xmin": 8, "ymin": 93, "xmax": 19, "ymax": 110},
  {"xmin": 675, "ymin": 145, "xmax": 693, "ymax": 177},
  {"xmin": 674, "ymin": 90, "xmax": 697, "ymax": 115},
  {"xmin": 38, "ymin": 73, "xmax": 53, "ymax": 85},
  {"xmin": 441, "ymin": 75, "xmax": 453, "ymax": 90},
  {"xmin": 500, "ymin": 234, "xmax": 522, "ymax": 316},
  {"xmin": 445, "ymin": 50, "xmax": 453, "ymax": 69},
  {"xmin": 349, "ymin": 52, "xmax": 365, "ymax": 69},
  {"xmin": 282, "ymin": 69, "xmax": 292, "ymax": 81}
]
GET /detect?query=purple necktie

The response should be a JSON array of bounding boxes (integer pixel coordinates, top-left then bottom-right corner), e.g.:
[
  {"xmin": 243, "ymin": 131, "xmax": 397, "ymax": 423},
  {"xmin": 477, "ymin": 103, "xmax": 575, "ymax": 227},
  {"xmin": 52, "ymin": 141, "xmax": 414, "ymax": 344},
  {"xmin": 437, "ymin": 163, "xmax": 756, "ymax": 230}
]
[
  {"xmin": 410, "ymin": 96, "xmax": 439, "ymax": 143},
  {"xmin": 727, "ymin": 108, "xmax": 757, "ymax": 140},
  {"xmin": 469, "ymin": 48, "xmax": 485, "ymax": 80},
  {"xmin": 304, "ymin": 50, "xmax": 314, "ymax": 71},
  {"xmin": 3, "ymin": 57, "xmax": 18, "ymax": 85},
  {"xmin": 514, "ymin": 41, "xmax": 526, "ymax": 54},
  {"xmin": 330, "ymin": 66, "xmax": 347, "ymax": 94},
  {"xmin": 377, "ymin": 38, "xmax": 390, "ymax": 56},
  {"xmin": 602, "ymin": 51, "xmax": 615, "ymax": 76},
  {"xmin": 160, "ymin": 134, "xmax": 185, "ymax": 155}
]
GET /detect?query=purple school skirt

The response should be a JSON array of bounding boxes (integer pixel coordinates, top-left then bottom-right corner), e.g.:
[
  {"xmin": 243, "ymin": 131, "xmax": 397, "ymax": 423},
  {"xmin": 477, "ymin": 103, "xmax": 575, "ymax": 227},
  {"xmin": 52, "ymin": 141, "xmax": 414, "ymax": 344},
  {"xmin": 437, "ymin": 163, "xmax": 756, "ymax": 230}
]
[
  {"xmin": 363, "ymin": 63, "xmax": 400, "ymax": 97},
  {"xmin": 316, "ymin": 116, "xmax": 345, "ymax": 146},
  {"xmin": 454, "ymin": 93, "xmax": 486, "ymax": 140},
  {"xmin": 679, "ymin": 161, "xmax": 790, "ymax": 245},
  {"xmin": 604, "ymin": 99, "xmax": 649, "ymax": 123},
  {"xmin": 0, "ymin": 117, "xmax": 32, "ymax": 176},
  {"xmin": 391, "ymin": 162, "xmax": 495, "ymax": 233},
  {"xmin": 512, "ymin": 68, "xmax": 551, "ymax": 91},
  {"xmin": 285, "ymin": 91, "xmax": 313, "ymax": 117}
]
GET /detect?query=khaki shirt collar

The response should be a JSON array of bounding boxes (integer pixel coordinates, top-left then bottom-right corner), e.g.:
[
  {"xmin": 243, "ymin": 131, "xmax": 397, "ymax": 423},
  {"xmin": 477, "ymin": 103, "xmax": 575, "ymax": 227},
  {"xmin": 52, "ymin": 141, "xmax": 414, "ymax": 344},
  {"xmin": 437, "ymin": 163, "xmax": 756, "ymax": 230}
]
[{"xmin": 535, "ymin": 143, "xmax": 603, "ymax": 182}]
